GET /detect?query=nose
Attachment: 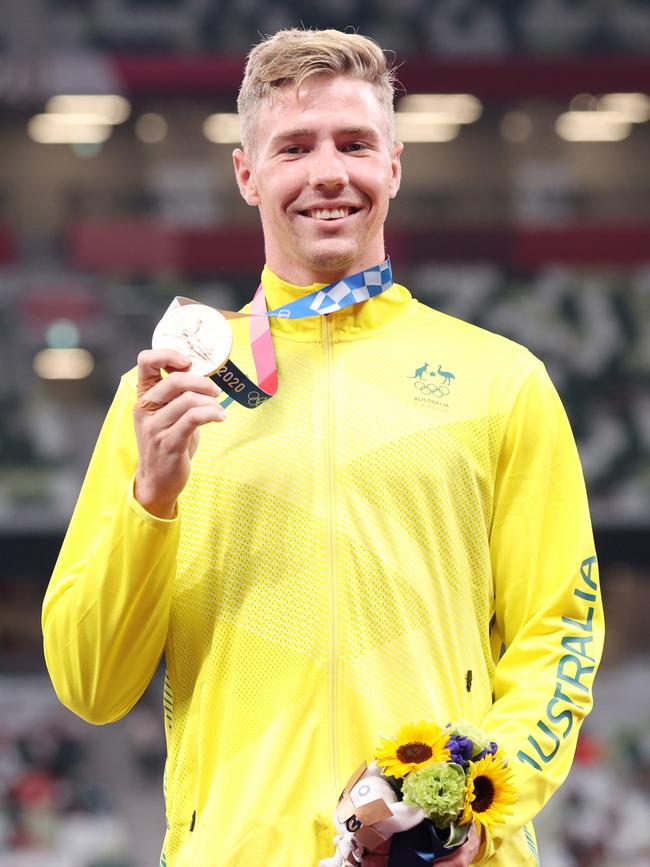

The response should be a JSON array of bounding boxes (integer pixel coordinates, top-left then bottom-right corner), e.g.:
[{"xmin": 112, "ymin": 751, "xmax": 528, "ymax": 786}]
[{"xmin": 309, "ymin": 143, "xmax": 349, "ymax": 190}]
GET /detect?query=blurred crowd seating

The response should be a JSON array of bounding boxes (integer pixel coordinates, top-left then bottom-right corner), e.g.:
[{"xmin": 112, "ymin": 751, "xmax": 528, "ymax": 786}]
[
  {"xmin": 537, "ymin": 720, "xmax": 650, "ymax": 866},
  {"xmin": 9, "ymin": 0, "xmax": 650, "ymax": 56},
  {"xmin": 0, "ymin": 679, "xmax": 134, "ymax": 867}
]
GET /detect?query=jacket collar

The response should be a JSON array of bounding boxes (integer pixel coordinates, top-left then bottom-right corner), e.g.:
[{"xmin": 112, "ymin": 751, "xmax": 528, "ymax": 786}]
[{"xmin": 260, "ymin": 265, "xmax": 417, "ymax": 343}]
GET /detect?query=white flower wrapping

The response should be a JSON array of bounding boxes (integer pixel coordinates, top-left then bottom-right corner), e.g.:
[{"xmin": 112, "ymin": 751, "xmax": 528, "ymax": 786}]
[{"xmin": 319, "ymin": 762, "xmax": 425, "ymax": 867}]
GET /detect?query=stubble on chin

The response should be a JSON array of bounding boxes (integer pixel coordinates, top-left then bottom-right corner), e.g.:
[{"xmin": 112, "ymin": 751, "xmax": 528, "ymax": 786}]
[{"xmin": 293, "ymin": 236, "xmax": 363, "ymax": 279}]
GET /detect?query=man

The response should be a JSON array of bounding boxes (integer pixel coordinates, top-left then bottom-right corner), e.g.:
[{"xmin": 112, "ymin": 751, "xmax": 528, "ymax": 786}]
[{"xmin": 42, "ymin": 28, "xmax": 604, "ymax": 866}]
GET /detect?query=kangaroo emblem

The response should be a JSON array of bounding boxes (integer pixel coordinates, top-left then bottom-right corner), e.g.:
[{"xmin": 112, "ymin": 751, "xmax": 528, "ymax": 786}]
[
  {"xmin": 409, "ymin": 361, "xmax": 455, "ymax": 401},
  {"xmin": 408, "ymin": 362, "xmax": 430, "ymax": 380}
]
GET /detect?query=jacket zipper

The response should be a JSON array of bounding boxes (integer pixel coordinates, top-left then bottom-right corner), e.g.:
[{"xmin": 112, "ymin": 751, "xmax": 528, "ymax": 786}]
[{"xmin": 323, "ymin": 314, "xmax": 339, "ymax": 800}]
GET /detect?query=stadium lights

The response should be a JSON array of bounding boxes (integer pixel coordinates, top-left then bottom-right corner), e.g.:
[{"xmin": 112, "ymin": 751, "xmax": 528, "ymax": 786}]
[
  {"xmin": 393, "ymin": 94, "xmax": 480, "ymax": 143},
  {"xmin": 556, "ymin": 110, "xmax": 632, "ymax": 142},
  {"xmin": 397, "ymin": 94, "xmax": 483, "ymax": 124},
  {"xmin": 557, "ymin": 92, "xmax": 649, "ymax": 142},
  {"xmin": 203, "ymin": 113, "xmax": 241, "ymax": 143},
  {"xmin": 569, "ymin": 93, "xmax": 599, "ymax": 112},
  {"xmin": 28, "ymin": 94, "xmax": 131, "ymax": 145},
  {"xmin": 46, "ymin": 94, "xmax": 131, "ymax": 124},
  {"xmin": 500, "ymin": 111, "xmax": 533, "ymax": 143},
  {"xmin": 33, "ymin": 348, "xmax": 95, "ymax": 380},
  {"xmin": 45, "ymin": 319, "xmax": 80, "ymax": 349},
  {"xmin": 135, "ymin": 112, "xmax": 168, "ymax": 143},
  {"xmin": 598, "ymin": 92, "xmax": 650, "ymax": 123},
  {"xmin": 28, "ymin": 115, "xmax": 112, "ymax": 144},
  {"xmin": 394, "ymin": 113, "xmax": 459, "ymax": 142}
]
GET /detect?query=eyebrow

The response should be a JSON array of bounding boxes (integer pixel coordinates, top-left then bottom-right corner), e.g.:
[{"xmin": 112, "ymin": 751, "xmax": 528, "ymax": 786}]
[{"xmin": 268, "ymin": 126, "xmax": 380, "ymax": 147}]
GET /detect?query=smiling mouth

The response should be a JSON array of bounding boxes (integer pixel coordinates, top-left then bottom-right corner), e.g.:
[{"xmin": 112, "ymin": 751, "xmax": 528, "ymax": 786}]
[{"xmin": 300, "ymin": 207, "xmax": 361, "ymax": 220}]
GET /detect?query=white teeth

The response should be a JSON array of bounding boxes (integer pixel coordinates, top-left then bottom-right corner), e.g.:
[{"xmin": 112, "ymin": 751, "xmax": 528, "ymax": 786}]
[{"xmin": 308, "ymin": 207, "xmax": 351, "ymax": 220}]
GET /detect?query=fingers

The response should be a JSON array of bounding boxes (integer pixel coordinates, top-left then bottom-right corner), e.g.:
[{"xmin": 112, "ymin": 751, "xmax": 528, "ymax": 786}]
[
  {"xmin": 136, "ymin": 370, "xmax": 221, "ymax": 410},
  {"xmin": 150, "ymin": 390, "xmax": 226, "ymax": 428},
  {"xmin": 165, "ymin": 402, "xmax": 227, "ymax": 449},
  {"xmin": 135, "ymin": 390, "xmax": 226, "ymax": 460},
  {"xmin": 136, "ymin": 348, "xmax": 191, "ymax": 398}
]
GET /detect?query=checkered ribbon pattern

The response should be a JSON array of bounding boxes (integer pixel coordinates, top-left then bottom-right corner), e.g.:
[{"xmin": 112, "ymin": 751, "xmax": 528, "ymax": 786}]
[
  {"xmin": 267, "ymin": 258, "xmax": 393, "ymax": 319},
  {"xmin": 213, "ymin": 258, "xmax": 393, "ymax": 409}
]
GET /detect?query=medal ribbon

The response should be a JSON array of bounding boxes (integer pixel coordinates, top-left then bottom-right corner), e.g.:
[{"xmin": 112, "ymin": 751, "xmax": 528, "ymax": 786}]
[{"xmin": 161, "ymin": 258, "xmax": 393, "ymax": 409}]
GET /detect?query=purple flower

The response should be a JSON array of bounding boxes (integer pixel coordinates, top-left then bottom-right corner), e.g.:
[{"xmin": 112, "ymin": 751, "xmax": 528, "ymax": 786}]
[
  {"xmin": 446, "ymin": 735, "xmax": 474, "ymax": 768},
  {"xmin": 475, "ymin": 741, "xmax": 499, "ymax": 761}
]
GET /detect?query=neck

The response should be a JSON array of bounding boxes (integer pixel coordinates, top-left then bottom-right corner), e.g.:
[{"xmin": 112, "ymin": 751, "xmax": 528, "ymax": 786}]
[{"xmin": 265, "ymin": 250, "xmax": 387, "ymax": 287}]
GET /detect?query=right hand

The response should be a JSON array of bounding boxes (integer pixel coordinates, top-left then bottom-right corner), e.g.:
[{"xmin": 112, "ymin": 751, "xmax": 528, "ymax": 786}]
[{"xmin": 133, "ymin": 349, "xmax": 226, "ymax": 518}]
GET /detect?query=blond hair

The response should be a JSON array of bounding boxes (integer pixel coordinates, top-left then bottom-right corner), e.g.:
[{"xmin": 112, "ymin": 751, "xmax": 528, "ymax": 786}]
[{"xmin": 237, "ymin": 28, "xmax": 397, "ymax": 155}]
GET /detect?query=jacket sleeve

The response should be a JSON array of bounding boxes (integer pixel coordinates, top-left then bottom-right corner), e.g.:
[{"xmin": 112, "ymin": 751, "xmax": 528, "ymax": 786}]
[
  {"xmin": 42, "ymin": 371, "xmax": 180, "ymax": 725},
  {"xmin": 478, "ymin": 361, "xmax": 604, "ymax": 861}
]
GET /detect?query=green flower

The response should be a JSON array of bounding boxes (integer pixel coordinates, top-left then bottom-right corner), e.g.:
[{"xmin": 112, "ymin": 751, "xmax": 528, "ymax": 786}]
[
  {"xmin": 402, "ymin": 762, "xmax": 466, "ymax": 828},
  {"xmin": 447, "ymin": 720, "xmax": 493, "ymax": 758}
]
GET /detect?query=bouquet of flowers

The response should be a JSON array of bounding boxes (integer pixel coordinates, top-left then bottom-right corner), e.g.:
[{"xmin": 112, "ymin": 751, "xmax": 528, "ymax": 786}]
[{"xmin": 321, "ymin": 720, "xmax": 517, "ymax": 866}]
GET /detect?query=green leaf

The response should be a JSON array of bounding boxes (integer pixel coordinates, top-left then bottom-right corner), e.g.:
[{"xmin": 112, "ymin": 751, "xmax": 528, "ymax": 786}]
[{"xmin": 444, "ymin": 822, "xmax": 470, "ymax": 849}]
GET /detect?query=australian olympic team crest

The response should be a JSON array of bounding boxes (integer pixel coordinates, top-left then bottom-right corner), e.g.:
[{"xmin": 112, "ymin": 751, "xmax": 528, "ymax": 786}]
[{"xmin": 408, "ymin": 361, "xmax": 455, "ymax": 408}]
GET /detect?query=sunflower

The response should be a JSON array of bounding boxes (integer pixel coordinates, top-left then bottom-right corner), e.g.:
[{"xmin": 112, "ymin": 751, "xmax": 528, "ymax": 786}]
[
  {"xmin": 460, "ymin": 751, "xmax": 517, "ymax": 832},
  {"xmin": 375, "ymin": 721, "xmax": 451, "ymax": 779}
]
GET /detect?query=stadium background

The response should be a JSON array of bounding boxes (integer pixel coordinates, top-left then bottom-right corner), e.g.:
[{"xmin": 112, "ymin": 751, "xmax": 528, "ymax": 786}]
[{"xmin": 1, "ymin": 1, "xmax": 649, "ymax": 864}]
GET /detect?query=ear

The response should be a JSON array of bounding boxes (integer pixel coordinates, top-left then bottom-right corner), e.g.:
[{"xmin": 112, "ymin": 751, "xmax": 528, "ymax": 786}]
[
  {"xmin": 232, "ymin": 148, "xmax": 260, "ymax": 206},
  {"xmin": 388, "ymin": 140, "xmax": 403, "ymax": 199}
]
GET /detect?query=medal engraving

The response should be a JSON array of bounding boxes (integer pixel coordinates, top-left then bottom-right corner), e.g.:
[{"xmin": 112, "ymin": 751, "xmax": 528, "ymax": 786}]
[{"xmin": 152, "ymin": 304, "xmax": 233, "ymax": 376}]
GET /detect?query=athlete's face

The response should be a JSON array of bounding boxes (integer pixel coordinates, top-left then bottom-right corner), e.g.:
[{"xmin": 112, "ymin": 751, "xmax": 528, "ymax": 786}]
[{"xmin": 233, "ymin": 75, "xmax": 403, "ymax": 285}]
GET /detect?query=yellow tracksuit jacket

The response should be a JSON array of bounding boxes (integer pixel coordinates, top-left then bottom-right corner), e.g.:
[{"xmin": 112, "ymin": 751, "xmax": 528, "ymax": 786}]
[{"xmin": 42, "ymin": 268, "xmax": 604, "ymax": 866}]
